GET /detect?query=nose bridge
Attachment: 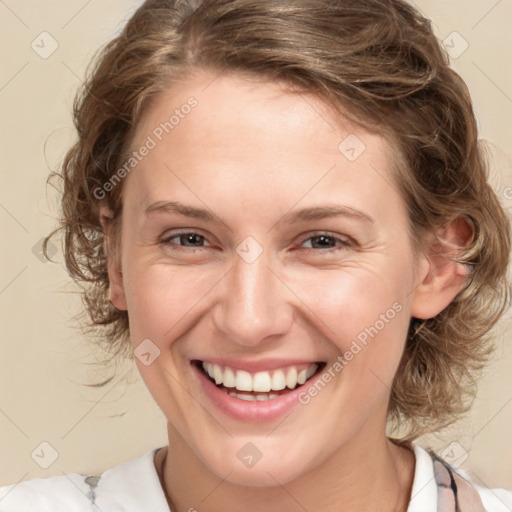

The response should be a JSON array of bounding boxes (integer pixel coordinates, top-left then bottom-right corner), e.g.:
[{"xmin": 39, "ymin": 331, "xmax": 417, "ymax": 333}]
[{"xmin": 213, "ymin": 244, "xmax": 291, "ymax": 345}]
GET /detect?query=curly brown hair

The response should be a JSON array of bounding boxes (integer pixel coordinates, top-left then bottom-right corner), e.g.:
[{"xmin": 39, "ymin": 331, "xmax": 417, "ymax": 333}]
[{"xmin": 45, "ymin": 0, "xmax": 511, "ymax": 441}]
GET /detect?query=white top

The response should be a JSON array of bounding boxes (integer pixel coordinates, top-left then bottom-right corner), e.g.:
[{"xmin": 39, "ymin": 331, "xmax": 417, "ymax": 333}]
[{"xmin": 0, "ymin": 445, "xmax": 510, "ymax": 511}]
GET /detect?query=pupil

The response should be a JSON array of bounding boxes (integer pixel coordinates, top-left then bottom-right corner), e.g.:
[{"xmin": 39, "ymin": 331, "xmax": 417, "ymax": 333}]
[
  {"xmin": 183, "ymin": 234, "xmax": 202, "ymax": 246},
  {"xmin": 314, "ymin": 235, "xmax": 333, "ymax": 248}
]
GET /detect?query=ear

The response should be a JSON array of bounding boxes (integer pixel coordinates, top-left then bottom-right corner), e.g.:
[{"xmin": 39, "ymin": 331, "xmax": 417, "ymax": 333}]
[
  {"xmin": 411, "ymin": 216, "xmax": 473, "ymax": 320},
  {"xmin": 99, "ymin": 203, "xmax": 127, "ymax": 311}
]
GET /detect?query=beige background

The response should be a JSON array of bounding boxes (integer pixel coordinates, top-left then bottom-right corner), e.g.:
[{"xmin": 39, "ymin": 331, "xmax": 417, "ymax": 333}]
[{"xmin": 1, "ymin": 0, "xmax": 511, "ymax": 492}]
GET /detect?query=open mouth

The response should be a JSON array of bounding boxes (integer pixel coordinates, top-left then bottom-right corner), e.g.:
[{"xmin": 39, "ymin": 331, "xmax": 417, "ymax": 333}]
[{"xmin": 194, "ymin": 360, "xmax": 326, "ymax": 402}]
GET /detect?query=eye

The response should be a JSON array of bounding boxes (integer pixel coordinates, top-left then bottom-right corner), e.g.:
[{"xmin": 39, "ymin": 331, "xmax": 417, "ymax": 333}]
[
  {"xmin": 158, "ymin": 230, "xmax": 352, "ymax": 254},
  {"xmin": 159, "ymin": 231, "xmax": 212, "ymax": 250},
  {"xmin": 299, "ymin": 232, "xmax": 352, "ymax": 253}
]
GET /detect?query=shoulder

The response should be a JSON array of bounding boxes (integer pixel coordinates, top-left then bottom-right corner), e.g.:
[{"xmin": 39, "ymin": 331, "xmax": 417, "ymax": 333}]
[
  {"xmin": 451, "ymin": 465, "xmax": 512, "ymax": 512},
  {"xmin": 411, "ymin": 444, "xmax": 512, "ymax": 512},
  {"xmin": 0, "ymin": 472, "xmax": 97, "ymax": 512},
  {"xmin": 0, "ymin": 447, "xmax": 169, "ymax": 512}
]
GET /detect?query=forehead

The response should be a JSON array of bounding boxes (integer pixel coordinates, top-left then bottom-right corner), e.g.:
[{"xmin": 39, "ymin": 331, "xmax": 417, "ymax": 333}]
[
  {"xmin": 123, "ymin": 71, "xmax": 405, "ymax": 227},
  {"xmin": 131, "ymin": 71, "xmax": 388, "ymax": 159}
]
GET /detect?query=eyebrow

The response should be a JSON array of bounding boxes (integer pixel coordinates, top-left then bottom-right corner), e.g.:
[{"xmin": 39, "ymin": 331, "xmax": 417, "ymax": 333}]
[
  {"xmin": 281, "ymin": 204, "xmax": 374, "ymax": 225},
  {"xmin": 145, "ymin": 200, "xmax": 217, "ymax": 222},
  {"xmin": 144, "ymin": 201, "xmax": 374, "ymax": 225}
]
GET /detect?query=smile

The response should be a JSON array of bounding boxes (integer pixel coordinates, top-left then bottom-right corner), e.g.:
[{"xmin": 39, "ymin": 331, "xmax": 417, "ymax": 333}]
[{"xmin": 197, "ymin": 361, "xmax": 323, "ymax": 401}]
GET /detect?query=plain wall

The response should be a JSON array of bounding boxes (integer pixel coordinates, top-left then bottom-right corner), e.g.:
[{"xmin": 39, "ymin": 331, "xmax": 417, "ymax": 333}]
[{"xmin": 1, "ymin": 0, "xmax": 511, "ymax": 491}]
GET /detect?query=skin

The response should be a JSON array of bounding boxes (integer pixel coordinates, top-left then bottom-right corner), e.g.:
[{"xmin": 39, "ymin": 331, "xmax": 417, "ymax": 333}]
[{"xmin": 101, "ymin": 71, "xmax": 469, "ymax": 512}]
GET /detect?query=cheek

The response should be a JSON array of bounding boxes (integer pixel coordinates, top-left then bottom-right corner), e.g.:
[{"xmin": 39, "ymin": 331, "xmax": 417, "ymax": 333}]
[
  {"xmin": 299, "ymin": 264, "xmax": 410, "ymax": 340},
  {"xmin": 300, "ymin": 268, "xmax": 412, "ymax": 418},
  {"xmin": 122, "ymin": 261, "xmax": 216, "ymax": 343},
  {"xmin": 292, "ymin": 258, "xmax": 414, "ymax": 393}
]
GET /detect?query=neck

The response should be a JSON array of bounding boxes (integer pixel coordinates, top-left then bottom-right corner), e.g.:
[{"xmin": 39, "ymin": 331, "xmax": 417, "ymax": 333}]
[{"xmin": 155, "ymin": 424, "xmax": 415, "ymax": 512}]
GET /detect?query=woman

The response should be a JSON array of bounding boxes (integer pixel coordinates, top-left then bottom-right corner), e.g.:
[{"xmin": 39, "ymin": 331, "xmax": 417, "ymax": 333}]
[{"xmin": 1, "ymin": 0, "xmax": 511, "ymax": 510}]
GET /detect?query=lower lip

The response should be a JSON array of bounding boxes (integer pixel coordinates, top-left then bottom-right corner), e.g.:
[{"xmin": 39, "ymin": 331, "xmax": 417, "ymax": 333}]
[{"xmin": 192, "ymin": 363, "xmax": 317, "ymax": 423}]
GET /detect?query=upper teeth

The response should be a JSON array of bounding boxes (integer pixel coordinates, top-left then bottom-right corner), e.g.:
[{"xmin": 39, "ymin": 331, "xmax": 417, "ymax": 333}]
[{"xmin": 201, "ymin": 362, "xmax": 318, "ymax": 392}]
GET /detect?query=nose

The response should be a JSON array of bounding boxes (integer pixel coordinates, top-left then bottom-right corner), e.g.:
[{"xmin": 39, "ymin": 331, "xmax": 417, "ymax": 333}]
[{"xmin": 212, "ymin": 246, "xmax": 293, "ymax": 348}]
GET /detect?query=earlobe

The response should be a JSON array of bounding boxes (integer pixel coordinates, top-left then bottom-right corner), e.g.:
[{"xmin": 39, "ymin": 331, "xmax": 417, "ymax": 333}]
[
  {"xmin": 107, "ymin": 279, "xmax": 128, "ymax": 311},
  {"xmin": 99, "ymin": 204, "xmax": 128, "ymax": 311},
  {"xmin": 411, "ymin": 217, "xmax": 473, "ymax": 320}
]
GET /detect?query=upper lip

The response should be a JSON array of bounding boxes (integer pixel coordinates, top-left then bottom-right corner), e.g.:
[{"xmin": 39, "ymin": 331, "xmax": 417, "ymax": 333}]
[{"xmin": 193, "ymin": 358, "xmax": 324, "ymax": 373}]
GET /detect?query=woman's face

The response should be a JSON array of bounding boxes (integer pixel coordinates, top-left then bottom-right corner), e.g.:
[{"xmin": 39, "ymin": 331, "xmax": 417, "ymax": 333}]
[{"xmin": 111, "ymin": 72, "xmax": 425, "ymax": 485}]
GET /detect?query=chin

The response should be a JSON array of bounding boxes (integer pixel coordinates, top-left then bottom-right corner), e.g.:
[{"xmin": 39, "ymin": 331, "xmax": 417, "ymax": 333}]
[{"xmin": 199, "ymin": 437, "xmax": 318, "ymax": 488}]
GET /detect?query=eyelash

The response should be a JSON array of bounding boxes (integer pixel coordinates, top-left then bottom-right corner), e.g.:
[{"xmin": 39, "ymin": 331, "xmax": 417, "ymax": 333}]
[{"xmin": 158, "ymin": 230, "xmax": 353, "ymax": 254}]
